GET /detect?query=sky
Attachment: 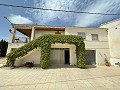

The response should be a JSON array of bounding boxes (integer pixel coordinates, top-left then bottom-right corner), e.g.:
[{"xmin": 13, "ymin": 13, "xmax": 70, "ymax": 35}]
[{"xmin": 0, "ymin": 0, "xmax": 120, "ymax": 41}]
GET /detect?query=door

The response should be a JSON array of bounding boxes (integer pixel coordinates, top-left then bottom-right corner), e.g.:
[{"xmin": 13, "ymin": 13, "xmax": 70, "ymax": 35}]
[
  {"xmin": 50, "ymin": 48, "xmax": 64, "ymax": 65},
  {"xmin": 65, "ymin": 49, "xmax": 70, "ymax": 64},
  {"xmin": 86, "ymin": 50, "xmax": 96, "ymax": 65}
]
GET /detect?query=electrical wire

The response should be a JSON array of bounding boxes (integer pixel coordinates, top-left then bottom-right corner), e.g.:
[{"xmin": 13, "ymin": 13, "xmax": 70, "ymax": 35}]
[{"xmin": 0, "ymin": 3, "xmax": 120, "ymax": 16}]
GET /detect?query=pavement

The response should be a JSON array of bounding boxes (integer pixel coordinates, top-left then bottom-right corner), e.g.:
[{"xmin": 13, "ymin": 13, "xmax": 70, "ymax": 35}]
[
  {"xmin": 0, "ymin": 57, "xmax": 6, "ymax": 67},
  {"xmin": 0, "ymin": 58, "xmax": 120, "ymax": 90}
]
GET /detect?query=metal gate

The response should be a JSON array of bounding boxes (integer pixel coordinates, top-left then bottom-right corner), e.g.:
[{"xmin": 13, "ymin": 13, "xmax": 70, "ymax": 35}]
[{"xmin": 86, "ymin": 50, "xmax": 96, "ymax": 65}]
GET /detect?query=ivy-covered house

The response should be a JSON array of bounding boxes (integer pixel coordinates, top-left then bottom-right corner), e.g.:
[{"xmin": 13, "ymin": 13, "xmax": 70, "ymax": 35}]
[{"xmin": 6, "ymin": 24, "xmax": 110, "ymax": 68}]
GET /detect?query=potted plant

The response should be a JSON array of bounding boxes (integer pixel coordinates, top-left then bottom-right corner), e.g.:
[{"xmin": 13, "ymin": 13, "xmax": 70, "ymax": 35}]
[{"xmin": 105, "ymin": 58, "xmax": 110, "ymax": 66}]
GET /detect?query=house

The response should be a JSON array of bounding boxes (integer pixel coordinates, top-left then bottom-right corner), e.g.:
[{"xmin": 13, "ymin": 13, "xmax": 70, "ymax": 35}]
[
  {"xmin": 6, "ymin": 24, "xmax": 110, "ymax": 67},
  {"xmin": 100, "ymin": 18, "xmax": 120, "ymax": 66}
]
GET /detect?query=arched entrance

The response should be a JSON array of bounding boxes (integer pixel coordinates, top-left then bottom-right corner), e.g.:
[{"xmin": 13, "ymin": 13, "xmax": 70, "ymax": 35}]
[{"xmin": 50, "ymin": 43, "xmax": 77, "ymax": 67}]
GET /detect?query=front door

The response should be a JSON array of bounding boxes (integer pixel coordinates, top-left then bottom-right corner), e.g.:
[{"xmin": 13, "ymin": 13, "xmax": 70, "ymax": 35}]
[{"xmin": 65, "ymin": 49, "xmax": 70, "ymax": 64}]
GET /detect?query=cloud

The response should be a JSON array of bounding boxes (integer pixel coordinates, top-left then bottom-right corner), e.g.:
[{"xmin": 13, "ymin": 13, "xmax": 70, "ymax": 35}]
[
  {"xmin": 8, "ymin": 14, "xmax": 33, "ymax": 24},
  {"xmin": 26, "ymin": 0, "xmax": 77, "ymax": 25},
  {"xmin": 25, "ymin": 0, "xmax": 120, "ymax": 27},
  {"xmin": 75, "ymin": 0, "xmax": 120, "ymax": 27}
]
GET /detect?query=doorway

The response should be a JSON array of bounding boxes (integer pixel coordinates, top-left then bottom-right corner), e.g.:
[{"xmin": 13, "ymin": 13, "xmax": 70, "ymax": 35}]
[{"xmin": 64, "ymin": 49, "xmax": 70, "ymax": 64}]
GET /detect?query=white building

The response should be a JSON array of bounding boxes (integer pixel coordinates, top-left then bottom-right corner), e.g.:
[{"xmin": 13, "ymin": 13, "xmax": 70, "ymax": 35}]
[
  {"xmin": 100, "ymin": 18, "xmax": 120, "ymax": 66},
  {"xmin": 7, "ymin": 23, "xmax": 110, "ymax": 67}
]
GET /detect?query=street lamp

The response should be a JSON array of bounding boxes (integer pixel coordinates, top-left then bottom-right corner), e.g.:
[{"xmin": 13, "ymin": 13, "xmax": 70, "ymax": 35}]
[
  {"xmin": 3, "ymin": 16, "xmax": 14, "ymax": 33},
  {"xmin": 3, "ymin": 16, "xmax": 16, "ymax": 43},
  {"xmin": 3, "ymin": 16, "xmax": 13, "ymax": 26}
]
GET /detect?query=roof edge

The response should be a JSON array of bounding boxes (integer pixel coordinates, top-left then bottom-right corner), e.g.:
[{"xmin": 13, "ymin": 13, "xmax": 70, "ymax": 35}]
[
  {"xmin": 100, "ymin": 18, "xmax": 120, "ymax": 26},
  {"xmin": 13, "ymin": 24, "xmax": 107, "ymax": 30}
]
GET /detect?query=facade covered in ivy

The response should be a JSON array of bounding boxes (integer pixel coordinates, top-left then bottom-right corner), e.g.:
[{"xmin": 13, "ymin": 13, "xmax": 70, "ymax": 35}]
[{"xmin": 6, "ymin": 24, "xmax": 110, "ymax": 68}]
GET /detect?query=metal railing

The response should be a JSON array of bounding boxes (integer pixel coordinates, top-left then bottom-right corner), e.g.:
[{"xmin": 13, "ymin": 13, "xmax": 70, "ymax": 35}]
[{"xmin": 14, "ymin": 37, "xmax": 30, "ymax": 43}]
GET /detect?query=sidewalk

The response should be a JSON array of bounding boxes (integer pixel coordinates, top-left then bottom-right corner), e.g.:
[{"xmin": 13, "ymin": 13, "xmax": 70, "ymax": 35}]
[
  {"xmin": 0, "ymin": 65, "xmax": 120, "ymax": 90},
  {"xmin": 0, "ymin": 57, "xmax": 6, "ymax": 67}
]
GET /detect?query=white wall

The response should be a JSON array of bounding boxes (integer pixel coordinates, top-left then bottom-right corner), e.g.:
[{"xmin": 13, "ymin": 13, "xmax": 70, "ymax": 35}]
[
  {"xmin": 14, "ymin": 44, "xmax": 109, "ymax": 66},
  {"xmin": 14, "ymin": 43, "xmax": 77, "ymax": 66},
  {"xmin": 22, "ymin": 49, "xmax": 41, "ymax": 65},
  {"xmin": 65, "ymin": 27, "xmax": 110, "ymax": 65},
  {"xmin": 100, "ymin": 19, "xmax": 120, "ymax": 65},
  {"xmin": 96, "ymin": 49, "xmax": 110, "ymax": 65},
  {"xmin": 85, "ymin": 41, "xmax": 109, "ymax": 49},
  {"xmin": 15, "ymin": 48, "xmax": 41, "ymax": 66},
  {"xmin": 65, "ymin": 27, "xmax": 108, "ymax": 41},
  {"xmin": 35, "ymin": 30, "xmax": 65, "ymax": 38},
  {"xmin": 7, "ymin": 43, "xmax": 26, "ymax": 54}
]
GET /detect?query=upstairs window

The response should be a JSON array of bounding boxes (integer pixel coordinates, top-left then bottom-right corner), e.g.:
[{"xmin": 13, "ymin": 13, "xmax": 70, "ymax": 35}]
[
  {"xmin": 91, "ymin": 34, "xmax": 98, "ymax": 40},
  {"xmin": 78, "ymin": 32, "xmax": 86, "ymax": 40}
]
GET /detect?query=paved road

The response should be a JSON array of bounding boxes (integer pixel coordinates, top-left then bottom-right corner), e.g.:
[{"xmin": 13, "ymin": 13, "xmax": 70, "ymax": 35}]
[{"xmin": 0, "ymin": 65, "xmax": 120, "ymax": 90}]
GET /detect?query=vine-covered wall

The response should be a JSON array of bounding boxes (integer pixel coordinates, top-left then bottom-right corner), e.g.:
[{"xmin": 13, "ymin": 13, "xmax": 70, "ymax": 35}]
[{"xmin": 6, "ymin": 34, "xmax": 86, "ymax": 69}]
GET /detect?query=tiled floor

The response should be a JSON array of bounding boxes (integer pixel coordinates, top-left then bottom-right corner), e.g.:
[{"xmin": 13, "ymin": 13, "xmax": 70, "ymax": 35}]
[{"xmin": 0, "ymin": 65, "xmax": 120, "ymax": 90}]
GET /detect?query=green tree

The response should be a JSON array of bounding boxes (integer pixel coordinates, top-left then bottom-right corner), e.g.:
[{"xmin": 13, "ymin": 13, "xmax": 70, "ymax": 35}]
[{"xmin": 0, "ymin": 40, "xmax": 8, "ymax": 57}]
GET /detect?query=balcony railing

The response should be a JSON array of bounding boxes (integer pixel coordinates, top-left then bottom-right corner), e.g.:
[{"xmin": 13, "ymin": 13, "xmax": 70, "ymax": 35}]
[{"xmin": 14, "ymin": 37, "xmax": 30, "ymax": 43}]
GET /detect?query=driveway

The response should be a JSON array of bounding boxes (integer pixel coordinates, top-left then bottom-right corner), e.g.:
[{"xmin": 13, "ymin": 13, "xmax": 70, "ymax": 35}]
[{"xmin": 0, "ymin": 64, "xmax": 120, "ymax": 90}]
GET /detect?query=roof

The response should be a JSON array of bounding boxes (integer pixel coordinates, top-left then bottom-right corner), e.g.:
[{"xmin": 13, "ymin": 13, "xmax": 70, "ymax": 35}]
[
  {"xmin": 12, "ymin": 24, "xmax": 107, "ymax": 37},
  {"xmin": 100, "ymin": 18, "xmax": 120, "ymax": 26},
  {"xmin": 13, "ymin": 24, "xmax": 107, "ymax": 30}
]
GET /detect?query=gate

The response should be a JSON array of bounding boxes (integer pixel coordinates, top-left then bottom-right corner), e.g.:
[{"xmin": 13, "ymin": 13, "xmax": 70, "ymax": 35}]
[{"xmin": 86, "ymin": 50, "xmax": 96, "ymax": 65}]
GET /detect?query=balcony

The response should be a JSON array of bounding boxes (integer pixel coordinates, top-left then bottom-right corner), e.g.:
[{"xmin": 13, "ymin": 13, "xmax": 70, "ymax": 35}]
[
  {"xmin": 14, "ymin": 37, "xmax": 30, "ymax": 43},
  {"xmin": 7, "ymin": 37, "xmax": 29, "ymax": 54}
]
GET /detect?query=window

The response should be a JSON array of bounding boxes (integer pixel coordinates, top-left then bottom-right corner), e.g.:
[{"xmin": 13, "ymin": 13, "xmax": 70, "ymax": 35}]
[
  {"xmin": 91, "ymin": 34, "xmax": 98, "ymax": 40},
  {"xmin": 78, "ymin": 32, "xmax": 86, "ymax": 39}
]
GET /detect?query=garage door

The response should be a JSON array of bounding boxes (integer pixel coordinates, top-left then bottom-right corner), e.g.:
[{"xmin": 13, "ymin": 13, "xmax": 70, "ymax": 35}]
[
  {"xmin": 86, "ymin": 50, "xmax": 96, "ymax": 65},
  {"xmin": 50, "ymin": 48, "xmax": 64, "ymax": 65}
]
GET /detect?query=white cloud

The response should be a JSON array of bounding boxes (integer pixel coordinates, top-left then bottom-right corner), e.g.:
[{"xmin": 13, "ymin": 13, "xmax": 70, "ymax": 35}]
[
  {"xmin": 25, "ymin": 0, "xmax": 120, "ymax": 27},
  {"xmin": 75, "ymin": 0, "xmax": 120, "ymax": 27},
  {"xmin": 27, "ymin": 0, "xmax": 77, "ymax": 24},
  {"xmin": 8, "ymin": 14, "xmax": 33, "ymax": 24}
]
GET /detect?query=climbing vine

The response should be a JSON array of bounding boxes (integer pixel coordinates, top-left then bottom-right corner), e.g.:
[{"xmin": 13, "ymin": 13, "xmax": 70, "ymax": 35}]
[{"xmin": 6, "ymin": 34, "xmax": 86, "ymax": 69}]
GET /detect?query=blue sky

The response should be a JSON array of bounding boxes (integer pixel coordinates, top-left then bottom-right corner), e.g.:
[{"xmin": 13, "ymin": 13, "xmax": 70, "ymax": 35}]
[{"xmin": 0, "ymin": 0, "xmax": 120, "ymax": 41}]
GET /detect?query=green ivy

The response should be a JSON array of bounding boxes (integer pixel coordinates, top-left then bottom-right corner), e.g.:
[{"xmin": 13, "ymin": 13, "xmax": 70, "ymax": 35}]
[{"xmin": 6, "ymin": 34, "xmax": 86, "ymax": 69}]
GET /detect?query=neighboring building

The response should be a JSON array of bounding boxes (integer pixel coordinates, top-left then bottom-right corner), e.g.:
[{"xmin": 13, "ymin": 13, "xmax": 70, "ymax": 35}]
[
  {"xmin": 7, "ymin": 24, "xmax": 110, "ymax": 66},
  {"xmin": 100, "ymin": 18, "xmax": 120, "ymax": 66}
]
